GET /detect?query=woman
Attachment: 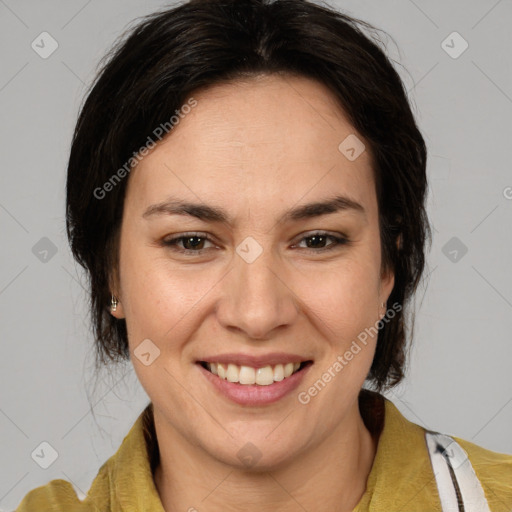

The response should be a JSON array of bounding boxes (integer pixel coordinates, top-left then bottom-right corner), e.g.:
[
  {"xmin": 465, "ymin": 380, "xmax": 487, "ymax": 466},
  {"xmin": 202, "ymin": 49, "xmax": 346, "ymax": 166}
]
[{"xmin": 15, "ymin": 0, "xmax": 512, "ymax": 510}]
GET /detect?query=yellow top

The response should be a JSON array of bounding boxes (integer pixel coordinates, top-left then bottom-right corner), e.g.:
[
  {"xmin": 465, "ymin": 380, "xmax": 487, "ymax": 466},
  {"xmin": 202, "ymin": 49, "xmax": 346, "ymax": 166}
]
[{"xmin": 14, "ymin": 391, "xmax": 512, "ymax": 511}]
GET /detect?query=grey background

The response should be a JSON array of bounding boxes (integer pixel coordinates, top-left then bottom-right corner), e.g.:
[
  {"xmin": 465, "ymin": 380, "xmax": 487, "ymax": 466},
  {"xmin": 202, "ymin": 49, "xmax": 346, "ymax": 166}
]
[{"xmin": 1, "ymin": 0, "xmax": 511, "ymax": 509}]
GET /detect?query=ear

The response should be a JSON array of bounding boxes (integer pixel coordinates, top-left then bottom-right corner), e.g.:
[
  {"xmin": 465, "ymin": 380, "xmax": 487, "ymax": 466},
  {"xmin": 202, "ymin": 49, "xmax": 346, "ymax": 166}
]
[
  {"xmin": 378, "ymin": 233, "xmax": 400, "ymax": 306},
  {"xmin": 379, "ymin": 265, "xmax": 395, "ymax": 304},
  {"xmin": 110, "ymin": 294, "xmax": 126, "ymax": 319},
  {"xmin": 396, "ymin": 233, "xmax": 403, "ymax": 251},
  {"xmin": 109, "ymin": 271, "xmax": 126, "ymax": 319}
]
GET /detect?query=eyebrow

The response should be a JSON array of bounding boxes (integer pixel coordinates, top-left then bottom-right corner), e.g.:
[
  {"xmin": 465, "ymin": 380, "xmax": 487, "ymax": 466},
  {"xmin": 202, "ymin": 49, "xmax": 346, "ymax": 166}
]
[{"xmin": 142, "ymin": 194, "xmax": 366, "ymax": 224}]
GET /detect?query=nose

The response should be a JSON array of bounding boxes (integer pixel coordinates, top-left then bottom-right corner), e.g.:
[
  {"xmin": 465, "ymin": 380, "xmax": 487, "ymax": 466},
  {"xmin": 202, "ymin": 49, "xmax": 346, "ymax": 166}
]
[{"xmin": 216, "ymin": 243, "xmax": 300, "ymax": 340}]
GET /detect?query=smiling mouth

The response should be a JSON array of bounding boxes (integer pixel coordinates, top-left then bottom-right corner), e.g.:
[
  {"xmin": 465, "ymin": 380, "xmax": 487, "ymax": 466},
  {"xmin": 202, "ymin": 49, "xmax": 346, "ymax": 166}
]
[{"xmin": 198, "ymin": 360, "xmax": 313, "ymax": 386}]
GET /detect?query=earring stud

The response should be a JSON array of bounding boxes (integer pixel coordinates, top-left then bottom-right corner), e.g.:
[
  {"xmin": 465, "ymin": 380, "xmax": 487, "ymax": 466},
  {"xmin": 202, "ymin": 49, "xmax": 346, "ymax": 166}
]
[
  {"xmin": 379, "ymin": 301, "xmax": 386, "ymax": 319},
  {"xmin": 111, "ymin": 294, "xmax": 118, "ymax": 312}
]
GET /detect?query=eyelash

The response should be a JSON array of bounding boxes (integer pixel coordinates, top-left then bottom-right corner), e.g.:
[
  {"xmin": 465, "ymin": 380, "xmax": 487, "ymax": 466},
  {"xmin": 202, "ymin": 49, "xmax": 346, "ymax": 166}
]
[{"xmin": 161, "ymin": 231, "xmax": 350, "ymax": 255}]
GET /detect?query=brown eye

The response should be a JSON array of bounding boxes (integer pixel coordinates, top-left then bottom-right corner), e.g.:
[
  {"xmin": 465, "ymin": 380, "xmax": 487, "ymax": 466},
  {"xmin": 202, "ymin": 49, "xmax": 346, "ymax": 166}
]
[
  {"xmin": 162, "ymin": 233, "xmax": 215, "ymax": 253},
  {"xmin": 294, "ymin": 232, "xmax": 350, "ymax": 252}
]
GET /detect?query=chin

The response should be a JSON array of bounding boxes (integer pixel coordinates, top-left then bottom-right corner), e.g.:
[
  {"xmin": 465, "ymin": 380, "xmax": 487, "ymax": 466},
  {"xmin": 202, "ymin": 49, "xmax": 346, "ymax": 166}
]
[{"xmin": 207, "ymin": 435, "xmax": 304, "ymax": 473}]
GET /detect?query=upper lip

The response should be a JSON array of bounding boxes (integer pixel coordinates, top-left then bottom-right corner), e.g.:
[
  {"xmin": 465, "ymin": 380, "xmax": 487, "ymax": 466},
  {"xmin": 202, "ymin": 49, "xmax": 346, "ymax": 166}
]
[{"xmin": 197, "ymin": 352, "xmax": 312, "ymax": 368}]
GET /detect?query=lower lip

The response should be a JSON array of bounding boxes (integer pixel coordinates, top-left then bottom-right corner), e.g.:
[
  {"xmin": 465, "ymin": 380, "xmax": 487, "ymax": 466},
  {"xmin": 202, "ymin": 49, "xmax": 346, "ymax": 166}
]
[{"xmin": 197, "ymin": 363, "xmax": 312, "ymax": 406}]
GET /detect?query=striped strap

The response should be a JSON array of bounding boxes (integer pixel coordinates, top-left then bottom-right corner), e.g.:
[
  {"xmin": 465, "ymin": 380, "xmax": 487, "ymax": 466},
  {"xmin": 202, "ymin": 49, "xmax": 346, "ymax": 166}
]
[{"xmin": 425, "ymin": 431, "xmax": 491, "ymax": 512}]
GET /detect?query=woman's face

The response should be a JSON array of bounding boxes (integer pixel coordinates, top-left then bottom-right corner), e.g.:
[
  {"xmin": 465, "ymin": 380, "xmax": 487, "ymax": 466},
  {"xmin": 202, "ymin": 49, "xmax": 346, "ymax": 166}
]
[{"xmin": 112, "ymin": 73, "xmax": 394, "ymax": 469}]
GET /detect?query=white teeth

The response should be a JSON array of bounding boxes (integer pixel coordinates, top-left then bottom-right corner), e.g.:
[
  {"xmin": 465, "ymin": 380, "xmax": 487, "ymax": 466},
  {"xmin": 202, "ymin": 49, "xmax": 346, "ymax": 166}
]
[
  {"xmin": 239, "ymin": 366, "xmax": 256, "ymax": 385},
  {"xmin": 273, "ymin": 364, "xmax": 284, "ymax": 381},
  {"xmin": 226, "ymin": 363, "xmax": 239, "ymax": 383},
  {"xmin": 217, "ymin": 363, "xmax": 227, "ymax": 379},
  {"xmin": 284, "ymin": 362, "xmax": 294, "ymax": 378},
  {"xmin": 256, "ymin": 366, "xmax": 274, "ymax": 386},
  {"xmin": 204, "ymin": 361, "xmax": 305, "ymax": 385}
]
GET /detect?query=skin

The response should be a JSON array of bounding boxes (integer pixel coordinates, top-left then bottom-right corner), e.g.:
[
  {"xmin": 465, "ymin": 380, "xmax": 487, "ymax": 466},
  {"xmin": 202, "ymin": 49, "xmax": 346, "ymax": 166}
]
[{"xmin": 110, "ymin": 73, "xmax": 395, "ymax": 512}]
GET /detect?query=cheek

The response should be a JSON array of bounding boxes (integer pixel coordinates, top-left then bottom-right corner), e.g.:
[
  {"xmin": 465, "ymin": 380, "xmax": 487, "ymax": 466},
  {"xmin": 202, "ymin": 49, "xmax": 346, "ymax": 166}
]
[
  {"xmin": 306, "ymin": 254, "xmax": 381, "ymax": 313},
  {"xmin": 118, "ymin": 223, "xmax": 382, "ymax": 345},
  {"xmin": 118, "ymin": 242, "xmax": 174, "ymax": 336},
  {"xmin": 119, "ymin": 244, "xmax": 214, "ymax": 352},
  {"xmin": 299, "ymin": 256, "xmax": 382, "ymax": 366}
]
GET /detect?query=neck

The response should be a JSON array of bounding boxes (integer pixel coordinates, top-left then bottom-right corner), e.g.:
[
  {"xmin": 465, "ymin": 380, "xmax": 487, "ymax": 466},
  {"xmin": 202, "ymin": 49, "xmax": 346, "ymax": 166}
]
[{"xmin": 153, "ymin": 397, "xmax": 379, "ymax": 512}]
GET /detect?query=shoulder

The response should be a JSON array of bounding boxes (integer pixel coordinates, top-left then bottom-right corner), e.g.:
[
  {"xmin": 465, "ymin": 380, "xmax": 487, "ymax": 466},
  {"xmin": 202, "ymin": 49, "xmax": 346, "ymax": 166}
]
[
  {"xmin": 455, "ymin": 435, "xmax": 512, "ymax": 473},
  {"xmin": 14, "ymin": 479, "xmax": 92, "ymax": 511},
  {"xmin": 369, "ymin": 393, "xmax": 512, "ymax": 510},
  {"xmin": 14, "ymin": 462, "xmax": 111, "ymax": 512},
  {"xmin": 453, "ymin": 435, "xmax": 512, "ymax": 506},
  {"xmin": 14, "ymin": 405, "xmax": 155, "ymax": 512}
]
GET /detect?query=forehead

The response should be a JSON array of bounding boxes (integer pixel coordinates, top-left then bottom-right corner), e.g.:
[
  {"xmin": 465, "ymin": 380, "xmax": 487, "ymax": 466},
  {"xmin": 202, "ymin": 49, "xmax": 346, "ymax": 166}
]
[
  {"xmin": 126, "ymin": 73, "xmax": 376, "ymax": 221},
  {"xmin": 172, "ymin": 73, "xmax": 366, "ymax": 160}
]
